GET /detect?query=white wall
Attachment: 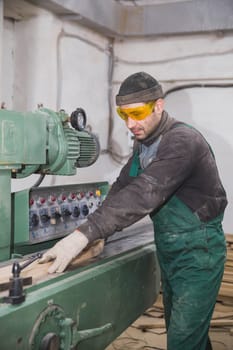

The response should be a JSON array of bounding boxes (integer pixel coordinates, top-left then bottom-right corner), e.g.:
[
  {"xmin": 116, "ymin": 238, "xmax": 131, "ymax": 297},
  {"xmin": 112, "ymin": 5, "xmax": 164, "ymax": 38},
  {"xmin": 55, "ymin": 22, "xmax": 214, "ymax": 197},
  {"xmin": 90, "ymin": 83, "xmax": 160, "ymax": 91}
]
[
  {"xmin": 0, "ymin": 0, "xmax": 3, "ymax": 101},
  {"xmin": 2, "ymin": 5, "xmax": 233, "ymax": 232},
  {"xmin": 2, "ymin": 10, "xmax": 121, "ymax": 191}
]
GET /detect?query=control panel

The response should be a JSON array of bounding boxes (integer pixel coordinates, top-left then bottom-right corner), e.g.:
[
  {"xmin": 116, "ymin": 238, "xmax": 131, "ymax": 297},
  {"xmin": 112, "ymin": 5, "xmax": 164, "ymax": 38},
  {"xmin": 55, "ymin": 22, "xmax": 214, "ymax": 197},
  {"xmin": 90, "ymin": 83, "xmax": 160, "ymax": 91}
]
[{"xmin": 13, "ymin": 182, "xmax": 109, "ymax": 246}]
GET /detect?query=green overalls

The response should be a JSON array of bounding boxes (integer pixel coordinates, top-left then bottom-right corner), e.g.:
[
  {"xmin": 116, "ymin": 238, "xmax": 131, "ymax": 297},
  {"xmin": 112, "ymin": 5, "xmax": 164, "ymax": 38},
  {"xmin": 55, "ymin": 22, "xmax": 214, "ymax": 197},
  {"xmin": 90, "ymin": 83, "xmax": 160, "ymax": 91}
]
[{"xmin": 130, "ymin": 151, "xmax": 226, "ymax": 350}]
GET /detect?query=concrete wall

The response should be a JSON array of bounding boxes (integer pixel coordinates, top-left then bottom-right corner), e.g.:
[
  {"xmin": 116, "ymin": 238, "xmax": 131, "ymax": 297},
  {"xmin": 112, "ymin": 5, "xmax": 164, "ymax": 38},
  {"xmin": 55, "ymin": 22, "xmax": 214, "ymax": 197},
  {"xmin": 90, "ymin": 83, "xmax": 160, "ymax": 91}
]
[
  {"xmin": 2, "ymin": 10, "xmax": 121, "ymax": 192},
  {"xmin": 0, "ymin": 0, "xmax": 3, "ymax": 101},
  {"xmin": 2, "ymin": 4, "xmax": 233, "ymax": 232}
]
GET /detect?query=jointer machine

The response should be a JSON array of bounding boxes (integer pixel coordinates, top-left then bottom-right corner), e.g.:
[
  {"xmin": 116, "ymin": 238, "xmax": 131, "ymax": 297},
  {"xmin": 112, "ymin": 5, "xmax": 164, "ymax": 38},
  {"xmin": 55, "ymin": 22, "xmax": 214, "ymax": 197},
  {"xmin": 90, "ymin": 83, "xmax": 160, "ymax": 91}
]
[{"xmin": 0, "ymin": 107, "xmax": 160, "ymax": 350}]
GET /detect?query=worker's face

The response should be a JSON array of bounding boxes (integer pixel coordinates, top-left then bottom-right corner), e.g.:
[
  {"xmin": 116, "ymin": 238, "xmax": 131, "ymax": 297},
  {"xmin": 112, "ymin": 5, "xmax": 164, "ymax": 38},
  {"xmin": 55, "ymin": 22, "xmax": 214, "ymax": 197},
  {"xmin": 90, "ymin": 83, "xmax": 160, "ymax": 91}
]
[{"xmin": 120, "ymin": 99, "xmax": 164, "ymax": 140}]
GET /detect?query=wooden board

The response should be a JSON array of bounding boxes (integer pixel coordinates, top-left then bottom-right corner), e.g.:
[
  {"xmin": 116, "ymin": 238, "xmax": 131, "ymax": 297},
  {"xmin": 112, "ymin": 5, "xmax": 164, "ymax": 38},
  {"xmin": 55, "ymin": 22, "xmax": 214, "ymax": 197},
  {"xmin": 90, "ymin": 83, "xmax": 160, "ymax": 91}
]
[{"xmin": 0, "ymin": 239, "xmax": 104, "ymax": 288}]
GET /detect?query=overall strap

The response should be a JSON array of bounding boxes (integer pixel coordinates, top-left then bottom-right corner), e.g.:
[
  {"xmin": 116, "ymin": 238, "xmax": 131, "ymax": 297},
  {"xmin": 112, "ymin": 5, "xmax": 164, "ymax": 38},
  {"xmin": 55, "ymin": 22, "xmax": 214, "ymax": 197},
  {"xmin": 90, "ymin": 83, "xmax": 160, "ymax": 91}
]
[{"xmin": 129, "ymin": 151, "xmax": 141, "ymax": 177}]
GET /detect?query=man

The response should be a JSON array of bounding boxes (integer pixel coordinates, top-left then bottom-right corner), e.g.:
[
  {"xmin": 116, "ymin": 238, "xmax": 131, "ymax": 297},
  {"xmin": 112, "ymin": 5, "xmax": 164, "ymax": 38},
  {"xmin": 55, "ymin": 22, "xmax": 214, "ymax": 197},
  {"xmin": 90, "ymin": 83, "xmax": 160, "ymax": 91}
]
[{"xmin": 40, "ymin": 72, "xmax": 227, "ymax": 350}]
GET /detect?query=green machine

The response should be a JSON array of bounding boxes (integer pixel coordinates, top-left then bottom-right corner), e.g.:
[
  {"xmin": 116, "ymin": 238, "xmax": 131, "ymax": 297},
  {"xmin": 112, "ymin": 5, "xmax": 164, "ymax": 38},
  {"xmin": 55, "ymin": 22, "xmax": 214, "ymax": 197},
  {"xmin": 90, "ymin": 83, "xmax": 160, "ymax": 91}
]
[{"xmin": 0, "ymin": 107, "xmax": 160, "ymax": 350}]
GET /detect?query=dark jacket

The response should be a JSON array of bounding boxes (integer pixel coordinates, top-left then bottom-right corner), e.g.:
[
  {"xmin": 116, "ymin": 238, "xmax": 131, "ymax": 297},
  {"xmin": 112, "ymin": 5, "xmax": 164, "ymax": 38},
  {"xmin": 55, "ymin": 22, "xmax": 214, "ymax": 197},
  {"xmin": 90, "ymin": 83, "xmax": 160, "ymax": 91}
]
[{"xmin": 79, "ymin": 111, "xmax": 227, "ymax": 242}]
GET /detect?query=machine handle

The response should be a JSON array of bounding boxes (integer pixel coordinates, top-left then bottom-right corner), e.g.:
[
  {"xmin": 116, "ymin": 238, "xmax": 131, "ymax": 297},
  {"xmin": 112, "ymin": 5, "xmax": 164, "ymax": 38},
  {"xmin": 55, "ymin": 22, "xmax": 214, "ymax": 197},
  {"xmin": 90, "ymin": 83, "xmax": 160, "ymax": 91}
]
[
  {"xmin": 18, "ymin": 253, "xmax": 43, "ymax": 272},
  {"xmin": 61, "ymin": 318, "xmax": 112, "ymax": 347},
  {"xmin": 3, "ymin": 253, "xmax": 43, "ymax": 305}
]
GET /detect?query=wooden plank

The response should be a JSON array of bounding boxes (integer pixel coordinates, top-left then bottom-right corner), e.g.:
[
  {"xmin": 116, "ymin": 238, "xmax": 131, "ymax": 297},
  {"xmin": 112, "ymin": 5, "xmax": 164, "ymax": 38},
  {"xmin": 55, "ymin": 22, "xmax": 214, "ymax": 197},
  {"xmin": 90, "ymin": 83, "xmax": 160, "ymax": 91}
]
[
  {"xmin": 0, "ymin": 239, "xmax": 104, "ymax": 287},
  {"xmin": 227, "ymin": 250, "xmax": 233, "ymax": 261},
  {"xmin": 217, "ymin": 295, "xmax": 233, "ymax": 306},
  {"xmin": 223, "ymin": 268, "xmax": 233, "ymax": 275},
  {"xmin": 222, "ymin": 274, "xmax": 233, "ymax": 284},
  {"xmin": 225, "ymin": 234, "xmax": 233, "ymax": 243},
  {"xmin": 136, "ymin": 319, "xmax": 233, "ymax": 331},
  {"xmin": 220, "ymin": 282, "xmax": 233, "ymax": 290},
  {"xmin": 212, "ymin": 311, "xmax": 233, "ymax": 319},
  {"xmin": 218, "ymin": 279, "xmax": 233, "ymax": 300},
  {"xmin": 225, "ymin": 260, "xmax": 233, "ymax": 268},
  {"xmin": 214, "ymin": 301, "xmax": 233, "ymax": 313},
  {"xmin": 210, "ymin": 319, "xmax": 233, "ymax": 327}
]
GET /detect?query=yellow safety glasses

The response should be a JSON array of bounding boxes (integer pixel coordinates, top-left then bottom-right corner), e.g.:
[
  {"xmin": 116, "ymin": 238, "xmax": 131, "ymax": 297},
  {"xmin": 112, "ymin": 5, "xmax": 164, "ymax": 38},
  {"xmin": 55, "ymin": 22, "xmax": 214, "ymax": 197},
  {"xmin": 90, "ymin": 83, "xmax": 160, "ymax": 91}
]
[{"xmin": 116, "ymin": 101, "xmax": 155, "ymax": 121}]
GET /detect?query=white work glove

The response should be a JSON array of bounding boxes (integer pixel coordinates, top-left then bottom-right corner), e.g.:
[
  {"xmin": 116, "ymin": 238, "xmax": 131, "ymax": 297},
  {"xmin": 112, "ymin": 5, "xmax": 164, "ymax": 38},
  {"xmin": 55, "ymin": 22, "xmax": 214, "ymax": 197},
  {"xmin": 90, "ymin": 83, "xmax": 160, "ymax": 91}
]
[{"xmin": 39, "ymin": 230, "xmax": 89, "ymax": 273}]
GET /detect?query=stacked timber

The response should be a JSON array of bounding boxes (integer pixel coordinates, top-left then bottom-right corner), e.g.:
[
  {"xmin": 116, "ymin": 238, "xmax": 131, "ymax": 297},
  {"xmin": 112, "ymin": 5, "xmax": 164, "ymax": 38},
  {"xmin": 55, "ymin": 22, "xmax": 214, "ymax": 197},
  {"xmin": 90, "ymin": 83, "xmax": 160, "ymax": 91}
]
[{"xmin": 218, "ymin": 234, "xmax": 233, "ymax": 304}]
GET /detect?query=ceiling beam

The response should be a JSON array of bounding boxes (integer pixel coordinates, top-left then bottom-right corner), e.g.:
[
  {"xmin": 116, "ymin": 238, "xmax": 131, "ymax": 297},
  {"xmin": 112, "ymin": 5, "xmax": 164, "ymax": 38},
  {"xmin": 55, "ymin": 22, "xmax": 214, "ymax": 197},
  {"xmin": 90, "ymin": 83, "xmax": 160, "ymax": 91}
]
[{"xmin": 26, "ymin": 0, "xmax": 233, "ymax": 38}]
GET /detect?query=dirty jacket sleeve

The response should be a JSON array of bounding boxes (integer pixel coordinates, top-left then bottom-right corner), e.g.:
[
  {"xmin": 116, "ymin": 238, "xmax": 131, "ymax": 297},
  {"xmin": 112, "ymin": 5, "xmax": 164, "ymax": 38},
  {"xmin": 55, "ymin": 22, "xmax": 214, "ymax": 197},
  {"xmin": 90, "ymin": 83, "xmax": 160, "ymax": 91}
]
[{"xmin": 78, "ymin": 125, "xmax": 227, "ymax": 242}]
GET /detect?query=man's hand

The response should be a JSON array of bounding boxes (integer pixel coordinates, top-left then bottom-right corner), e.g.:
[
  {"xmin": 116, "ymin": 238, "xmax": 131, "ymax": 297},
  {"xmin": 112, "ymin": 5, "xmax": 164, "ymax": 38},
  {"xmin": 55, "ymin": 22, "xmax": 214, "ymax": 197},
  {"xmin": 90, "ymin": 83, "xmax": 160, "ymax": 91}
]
[{"xmin": 38, "ymin": 230, "xmax": 89, "ymax": 273}]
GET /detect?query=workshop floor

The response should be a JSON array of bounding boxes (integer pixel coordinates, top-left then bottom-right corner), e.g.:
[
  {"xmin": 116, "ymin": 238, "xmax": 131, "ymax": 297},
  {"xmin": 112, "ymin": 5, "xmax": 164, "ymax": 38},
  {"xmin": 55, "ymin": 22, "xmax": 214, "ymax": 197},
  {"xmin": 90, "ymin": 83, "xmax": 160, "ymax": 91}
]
[{"xmin": 106, "ymin": 294, "xmax": 233, "ymax": 350}]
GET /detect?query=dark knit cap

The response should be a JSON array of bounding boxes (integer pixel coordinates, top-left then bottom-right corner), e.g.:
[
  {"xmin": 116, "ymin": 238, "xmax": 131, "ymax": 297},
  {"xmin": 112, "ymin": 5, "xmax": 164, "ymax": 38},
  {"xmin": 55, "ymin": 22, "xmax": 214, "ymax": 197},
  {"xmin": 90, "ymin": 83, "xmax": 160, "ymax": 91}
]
[{"xmin": 116, "ymin": 72, "xmax": 163, "ymax": 105}]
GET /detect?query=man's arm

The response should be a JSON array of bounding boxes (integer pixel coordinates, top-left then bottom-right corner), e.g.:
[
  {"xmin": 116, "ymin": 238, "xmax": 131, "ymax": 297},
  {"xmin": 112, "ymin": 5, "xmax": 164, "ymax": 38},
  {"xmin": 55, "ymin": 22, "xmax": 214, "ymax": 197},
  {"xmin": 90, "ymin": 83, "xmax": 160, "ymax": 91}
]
[
  {"xmin": 78, "ymin": 126, "xmax": 196, "ymax": 242},
  {"xmin": 40, "ymin": 126, "xmax": 206, "ymax": 273}
]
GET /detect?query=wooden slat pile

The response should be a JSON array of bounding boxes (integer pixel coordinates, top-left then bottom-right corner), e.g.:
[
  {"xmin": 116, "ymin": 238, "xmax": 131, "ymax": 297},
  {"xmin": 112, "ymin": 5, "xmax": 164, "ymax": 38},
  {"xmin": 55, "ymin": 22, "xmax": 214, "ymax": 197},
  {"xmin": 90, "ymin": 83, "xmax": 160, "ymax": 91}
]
[{"xmin": 218, "ymin": 234, "xmax": 233, "ymax": 304}]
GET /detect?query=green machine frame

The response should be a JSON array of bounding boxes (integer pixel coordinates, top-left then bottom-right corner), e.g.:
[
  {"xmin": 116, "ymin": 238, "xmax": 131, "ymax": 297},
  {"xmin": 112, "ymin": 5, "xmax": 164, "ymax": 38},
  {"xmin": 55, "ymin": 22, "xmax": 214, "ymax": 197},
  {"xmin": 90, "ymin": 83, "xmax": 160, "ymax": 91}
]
[
  {"xmin": 0, "ymin": 233, "xmax": 160, "ymax": 350},
  {"xmin": 0, "ymin": 108, "xmax": 160, "ymax": 350}
]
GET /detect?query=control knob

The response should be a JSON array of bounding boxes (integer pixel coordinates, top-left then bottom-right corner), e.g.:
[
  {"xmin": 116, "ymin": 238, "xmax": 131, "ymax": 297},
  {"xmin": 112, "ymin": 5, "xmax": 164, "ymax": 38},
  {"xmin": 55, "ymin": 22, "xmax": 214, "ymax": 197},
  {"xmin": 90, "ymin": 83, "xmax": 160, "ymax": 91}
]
[
  {"xmin": 73, "ymin": 206, "xmax": 80, "ymax": 218},
  {"xmin": 62, "ymin": 208, "xmax": 72, "ymax": 217},
  {"xmin": 30, "ymin": 213, "xmax": 39, "ymax": 227},
  {"xmin": 40, "ymin": 214, "xmax": 50, "ymax": 224},
  {"xmin": 82, "ymin": 204, "xmax": 89, "ymax": 216},
  {"xmin": 51, "ymin": 211, "xmax": 61, "ymax": 220}
]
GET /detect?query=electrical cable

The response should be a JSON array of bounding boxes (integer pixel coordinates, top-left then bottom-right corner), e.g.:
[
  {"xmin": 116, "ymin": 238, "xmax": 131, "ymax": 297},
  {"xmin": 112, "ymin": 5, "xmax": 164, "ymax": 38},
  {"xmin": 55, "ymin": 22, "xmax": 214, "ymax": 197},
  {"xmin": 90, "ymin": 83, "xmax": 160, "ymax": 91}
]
[
  {"xmin": 164, "ymin": 83, "xmax": 233, "ymax": 98},
  {"xmin": 32, "ymin": 174, "xmax": 45, "ymax": 188},
  {"xmin": 105, "ymin": 38, "xmax": 134, "ymax": 164},
  {"xmin": 115, "ymin": 47, "xmax": 233, "ymax": 66},
  {"xmin": 106, "ymin": 39, "xmax": 125, "ymax": 164}
]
